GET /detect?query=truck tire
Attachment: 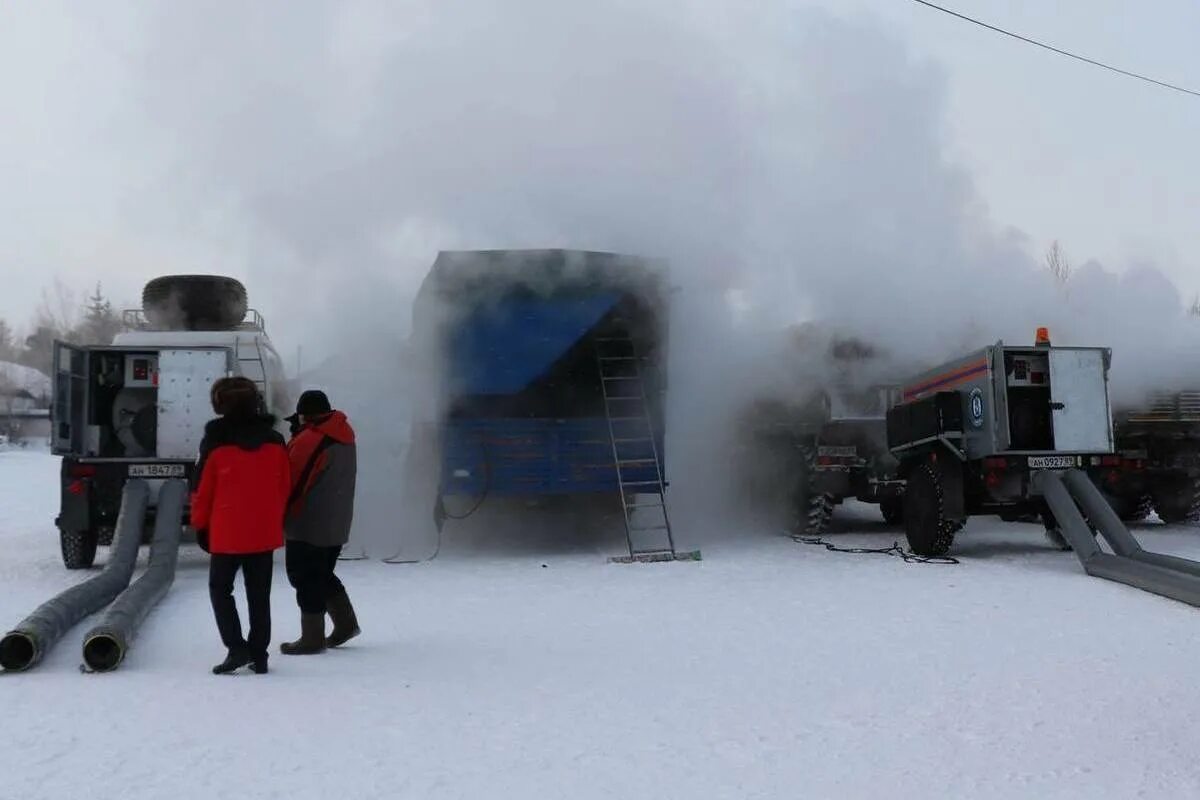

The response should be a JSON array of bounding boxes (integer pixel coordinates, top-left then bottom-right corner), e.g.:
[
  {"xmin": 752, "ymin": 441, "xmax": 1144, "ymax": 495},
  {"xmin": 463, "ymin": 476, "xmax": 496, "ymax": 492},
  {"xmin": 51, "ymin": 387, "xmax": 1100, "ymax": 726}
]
[
  {"xmin": 1152, "ymin": 477, "xmax": 1200, "ymax": 525},
  {"xmin": 1042, "ymin": 505, "xmax": 1099, "ymax": 550},
  {"xmin": 790, "ymin": 445, "xmax": 833, "ymax": 536},
  {"xmin": 61, "ymin": 529, "xmax": 99, "ymax": 570},
  {"xmin": 903, "ymin": 463, "xmax": 962, "ymax": 556},
  {"xmin": 880, "ymin": 496, "xmax": 904, "ymax": 525},
  {"xmin": 1108, "ymin": 493, "xmax": 1152, "ymax": 523},
  {"xmin": 142, "ymin": 275, "xmax": 248, "ymax": 330}
]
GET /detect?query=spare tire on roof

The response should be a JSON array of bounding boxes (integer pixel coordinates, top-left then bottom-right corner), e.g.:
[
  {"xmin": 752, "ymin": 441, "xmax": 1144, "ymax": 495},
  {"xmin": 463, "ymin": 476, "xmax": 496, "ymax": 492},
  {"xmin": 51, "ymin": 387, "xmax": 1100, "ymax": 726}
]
[{"xmin": 142, "ymin": 275, "xmax": 248, "ymax": 330}]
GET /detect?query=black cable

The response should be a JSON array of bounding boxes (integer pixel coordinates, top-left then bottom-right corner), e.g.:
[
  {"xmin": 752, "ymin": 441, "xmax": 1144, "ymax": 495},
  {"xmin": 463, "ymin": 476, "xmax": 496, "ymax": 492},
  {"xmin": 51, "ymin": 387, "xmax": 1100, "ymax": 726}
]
[
  {"xmin": 790, "ymin": 530, "xmax": 959, "ymax": 565},
  {"xmin": 908, "ymin": 0, "xmax": 1200, "ymax": 99},
  {"xmin": 438, "ymin": 436, "xmax": 491, "ymax": 521}
]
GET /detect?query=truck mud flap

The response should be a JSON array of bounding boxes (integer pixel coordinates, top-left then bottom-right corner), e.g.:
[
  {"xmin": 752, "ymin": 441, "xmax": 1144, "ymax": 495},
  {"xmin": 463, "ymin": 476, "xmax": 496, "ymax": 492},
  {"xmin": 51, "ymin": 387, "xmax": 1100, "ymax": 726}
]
[{"xmin": 1034, "ymin": 469, "xmax": 1200, "ymax": 607}]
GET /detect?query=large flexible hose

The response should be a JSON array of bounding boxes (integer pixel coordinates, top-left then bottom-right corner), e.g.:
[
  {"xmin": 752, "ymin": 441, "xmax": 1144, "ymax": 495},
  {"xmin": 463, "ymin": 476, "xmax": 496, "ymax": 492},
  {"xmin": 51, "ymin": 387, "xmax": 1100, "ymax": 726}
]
[
  {"xmin": 81, "ymin": 479, "xmax": 186, "ymax": 672},
  {"xmin": 0, "ymin": 480, "xmax": 149, "ymax": 672}
]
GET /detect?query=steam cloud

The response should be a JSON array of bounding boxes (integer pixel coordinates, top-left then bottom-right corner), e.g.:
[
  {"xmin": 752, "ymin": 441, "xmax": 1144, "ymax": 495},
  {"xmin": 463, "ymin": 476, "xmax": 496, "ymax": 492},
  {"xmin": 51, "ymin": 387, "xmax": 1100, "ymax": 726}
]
[{"xmin": 102, "ymin": 1, "xmax": 1198, "ymax": 551}]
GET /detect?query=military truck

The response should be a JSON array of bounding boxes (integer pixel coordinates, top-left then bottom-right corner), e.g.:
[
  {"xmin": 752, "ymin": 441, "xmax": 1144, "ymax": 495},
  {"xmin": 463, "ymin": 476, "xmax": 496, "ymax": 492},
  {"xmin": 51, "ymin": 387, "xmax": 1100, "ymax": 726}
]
[
  {"xmin": 737, "ymin": 330, "xmax": 909, "ymax": 536},
  {"xmin": 1104, "ymin": 392, "xmax": 1200, "ymax": 524},
  {"xmin": 51, "ymin": 276, "xmax": 290, "ymax": 569},
  {"xmin": 886, "ymin": 329, "xmax": 1124, "ymax": 556}
]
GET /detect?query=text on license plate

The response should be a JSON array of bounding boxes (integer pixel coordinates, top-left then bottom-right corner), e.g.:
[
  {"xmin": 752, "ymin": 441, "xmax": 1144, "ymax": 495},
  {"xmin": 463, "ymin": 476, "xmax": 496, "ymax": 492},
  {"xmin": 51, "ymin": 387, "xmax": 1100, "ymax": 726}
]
[
  {"xmin": 1027, "ymin": 456, "xmax": 1078, "ymax": 469},
  {"xmin": 128, "ymin": 464, "xmax": 186, "ymax": 478}
]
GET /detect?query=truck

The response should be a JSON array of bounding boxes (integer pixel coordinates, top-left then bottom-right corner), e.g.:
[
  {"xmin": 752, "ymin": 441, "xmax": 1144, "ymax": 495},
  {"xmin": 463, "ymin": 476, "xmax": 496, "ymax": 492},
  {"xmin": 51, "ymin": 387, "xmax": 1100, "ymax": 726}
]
[
  {"xmin": 885, "ymin": 329, "xmax": 1124, "ymax": 556},
  {"xmin": 737, "ymin": 331, "xmax": 909, "ymax": 535},
  {"xmin": 408, "ymin": 249, "xmax": 678, "ymax": 560},
  {"xmin": 51, "ymin": 275, "xmax": 290, "ymax": 569},
  {"xmin": 1104, "ymin": 391, "xmax": 1200, "ymax": 524}
]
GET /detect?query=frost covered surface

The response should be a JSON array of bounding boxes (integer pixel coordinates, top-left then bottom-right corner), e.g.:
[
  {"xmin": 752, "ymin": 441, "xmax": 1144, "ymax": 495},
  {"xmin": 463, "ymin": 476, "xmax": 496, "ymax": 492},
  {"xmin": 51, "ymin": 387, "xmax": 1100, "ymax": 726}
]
[{"xmin": 4, "ymin": 449, "xmax": 1200, "ymax": 799}]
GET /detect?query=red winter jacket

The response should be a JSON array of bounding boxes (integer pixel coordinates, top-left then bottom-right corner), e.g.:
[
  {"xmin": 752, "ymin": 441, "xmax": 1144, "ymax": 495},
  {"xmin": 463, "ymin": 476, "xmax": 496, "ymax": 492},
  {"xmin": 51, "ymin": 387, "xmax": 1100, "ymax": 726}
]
[
  {"xmin": 285, "ymin": 410, "xmax": 357, "ymax": 547},
  {"xmin": 191, "ymin": 415, "xmax": 291, "ymax": 555}
]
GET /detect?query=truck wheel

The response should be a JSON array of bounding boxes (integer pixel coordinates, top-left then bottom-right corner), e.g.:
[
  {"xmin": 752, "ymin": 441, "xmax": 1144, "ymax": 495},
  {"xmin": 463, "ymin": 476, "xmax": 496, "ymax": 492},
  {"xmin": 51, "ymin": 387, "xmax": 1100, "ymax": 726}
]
[
  {"xmin": 1040, "ymin": 509, "xmax": 1071, "ymax": 550},
  {"xmin": 790, "ymin": 445, "xmax": 833, "ymax": 536},
  {"xmin": 880, "ymin": 496, "xmax": 904, "ymax": 525},
  {"xmin": 1042, "ymin": 506, "xmax": 1099, "ymax": 550},
  {"xmin": 1152, "ymin": 478, "xmax": 1200, "ymax": 525},
  {"xmin": 1108, "ymin": 493, "xmax": 1152, "ymax": 523},
  {"xmin": 60, "ymin": 529, "xmax": 98, "ymax": 570},
  {"xmin": 903, "ymin": 463, "xmax": 962, "ymax": 556}
]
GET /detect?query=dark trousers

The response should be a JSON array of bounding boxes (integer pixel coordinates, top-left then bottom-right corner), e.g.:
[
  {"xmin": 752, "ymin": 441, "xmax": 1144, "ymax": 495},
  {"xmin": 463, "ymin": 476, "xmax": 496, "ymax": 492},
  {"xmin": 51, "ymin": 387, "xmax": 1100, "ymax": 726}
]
[
  {"xmin": 209, "ymin": 551, "xmax": 274, "ymax": 656},
  {"xmin": 285, "ymin": 540, "xmax": 344, "ymax": 614}
]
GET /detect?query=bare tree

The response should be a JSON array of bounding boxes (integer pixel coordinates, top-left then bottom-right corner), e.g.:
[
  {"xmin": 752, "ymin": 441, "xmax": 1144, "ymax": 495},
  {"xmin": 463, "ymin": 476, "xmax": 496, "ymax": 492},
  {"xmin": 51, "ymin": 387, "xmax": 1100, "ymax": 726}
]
[
  {"xmin": 1045, "ymin": 240, "xmax": 1072, "ymax": 287},
  {"xmin": 1190, "ymin": 294, "xmax": 1200, "ymax": 318}
]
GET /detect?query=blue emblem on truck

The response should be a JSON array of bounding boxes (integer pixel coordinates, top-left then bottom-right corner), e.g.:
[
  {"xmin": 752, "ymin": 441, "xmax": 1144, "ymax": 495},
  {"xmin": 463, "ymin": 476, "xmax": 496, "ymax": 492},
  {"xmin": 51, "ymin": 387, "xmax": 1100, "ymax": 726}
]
[{"xmin": 969, "ymin": 388, "xmax": 985, "ymax": 428}]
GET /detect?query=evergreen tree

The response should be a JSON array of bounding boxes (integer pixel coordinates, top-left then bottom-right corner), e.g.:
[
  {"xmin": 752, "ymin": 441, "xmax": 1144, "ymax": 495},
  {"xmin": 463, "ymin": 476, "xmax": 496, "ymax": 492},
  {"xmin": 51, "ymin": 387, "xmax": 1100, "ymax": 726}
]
[
  {"xmin": 0, "ymin": 319, "xmax": 14, "ymax": 362},
  {"xmin": 79, "ymin": 283, "xmax": 124, "ymax": 345}
]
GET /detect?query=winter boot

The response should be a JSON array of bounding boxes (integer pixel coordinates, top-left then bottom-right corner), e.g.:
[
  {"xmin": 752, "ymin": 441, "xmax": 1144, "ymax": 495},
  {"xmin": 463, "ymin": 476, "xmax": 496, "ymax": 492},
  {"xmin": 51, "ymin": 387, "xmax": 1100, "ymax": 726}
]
[
  {"xmin": 280, "ymin": 614, "xmax": 327, "ymax": 656},
  {"xmin": 249, "ymin": 653, "xmax": 269, "ymax": 674},
  {"xmin": 326, "ymin": 588, "xmax": 361, "ymax": 648},
  {"xmin": 212, "ymin": 647, "xmax": 251, "ymax": 675}
]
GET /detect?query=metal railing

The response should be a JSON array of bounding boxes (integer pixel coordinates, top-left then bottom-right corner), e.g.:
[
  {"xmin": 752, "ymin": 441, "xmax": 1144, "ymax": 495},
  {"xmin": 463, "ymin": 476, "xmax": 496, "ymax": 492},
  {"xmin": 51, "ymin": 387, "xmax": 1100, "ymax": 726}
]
[
  {"xmin": 1125, "ymin": 391, "xmax": 1200, "ymax": 423},
  {"xmin": 121, "ymin": 308, "xmax": 267, "ymax": 332}
]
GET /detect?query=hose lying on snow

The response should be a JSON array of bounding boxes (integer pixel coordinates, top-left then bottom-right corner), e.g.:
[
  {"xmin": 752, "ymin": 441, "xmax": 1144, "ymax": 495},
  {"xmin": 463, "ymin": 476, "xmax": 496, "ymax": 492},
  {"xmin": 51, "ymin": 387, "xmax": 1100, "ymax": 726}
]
[
  {"xmin": 82, "ymin": 479, "xmax": 186, "ymax": 672},
  {"xmin": 0, "ymin": 480, "xmax": 149, "ymax": 672}
]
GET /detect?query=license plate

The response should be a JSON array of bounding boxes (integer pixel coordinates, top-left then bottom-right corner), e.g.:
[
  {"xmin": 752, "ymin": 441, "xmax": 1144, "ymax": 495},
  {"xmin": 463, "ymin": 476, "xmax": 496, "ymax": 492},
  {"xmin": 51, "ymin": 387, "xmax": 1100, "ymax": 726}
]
[
  {"xmin": 128, "ymin": 464, "xmax": 186, "ymax": 478},
  {"xmin": 818, "ymin": 446, "xmax": 858, "ymax": 458},
  {"xmin": 1027, "ymin": 456, "xmax": 1077, "ymax": 469}
]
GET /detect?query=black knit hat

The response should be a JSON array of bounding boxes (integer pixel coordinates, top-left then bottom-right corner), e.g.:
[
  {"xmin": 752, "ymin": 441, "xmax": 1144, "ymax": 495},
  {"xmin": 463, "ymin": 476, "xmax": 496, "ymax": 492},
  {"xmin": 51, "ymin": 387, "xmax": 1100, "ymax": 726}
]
[{"xmin": 285, "ymin": 389, "xmax": 332, "ymax": 424}]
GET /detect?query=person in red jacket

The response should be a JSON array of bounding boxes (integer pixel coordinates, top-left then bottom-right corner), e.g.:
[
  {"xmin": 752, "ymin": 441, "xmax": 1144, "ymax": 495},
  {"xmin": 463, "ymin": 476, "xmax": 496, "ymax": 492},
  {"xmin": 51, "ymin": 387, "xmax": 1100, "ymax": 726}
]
[{"xmin": 191, "ymin": 377, "xmax": 291, "ymax": 675}]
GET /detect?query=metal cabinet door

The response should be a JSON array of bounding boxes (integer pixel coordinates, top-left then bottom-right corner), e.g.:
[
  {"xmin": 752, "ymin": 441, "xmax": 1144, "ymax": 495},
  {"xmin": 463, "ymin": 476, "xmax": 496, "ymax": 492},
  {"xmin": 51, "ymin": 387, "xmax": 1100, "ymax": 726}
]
[
  {"xmin": 1048, "ymin": 349, "xmax": 1114, "ymax": 452},
  {"xmin": 51, "ymin": 341, "xmax": 87, "ymax": 455},
  {"xmin": 157, "ymin": 349, "xmax": 231, "ymax": 458}
]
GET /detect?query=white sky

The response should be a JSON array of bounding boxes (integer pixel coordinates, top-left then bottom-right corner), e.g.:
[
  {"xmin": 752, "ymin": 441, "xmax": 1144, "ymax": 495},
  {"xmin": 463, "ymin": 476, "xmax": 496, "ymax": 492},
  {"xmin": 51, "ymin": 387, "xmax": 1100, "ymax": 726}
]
[{"xmin": 0, "ymin": 1, "xmax": 1196, "ymax": 347}]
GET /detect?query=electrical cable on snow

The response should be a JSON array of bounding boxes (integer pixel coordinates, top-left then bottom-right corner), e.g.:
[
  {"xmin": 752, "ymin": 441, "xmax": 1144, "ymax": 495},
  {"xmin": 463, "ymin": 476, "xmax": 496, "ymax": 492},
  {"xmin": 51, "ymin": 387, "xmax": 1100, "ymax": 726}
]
[
  {"xmin": 908, "ymin": 0, "xmax": 1200, "ymax": 99},
  {"xmin": 383, "ymin": 436, "xmax": 491, "ymax": 564},
  {"xmin": 790, "ymin": 531, "xmax": 959, "ymax": 565}
]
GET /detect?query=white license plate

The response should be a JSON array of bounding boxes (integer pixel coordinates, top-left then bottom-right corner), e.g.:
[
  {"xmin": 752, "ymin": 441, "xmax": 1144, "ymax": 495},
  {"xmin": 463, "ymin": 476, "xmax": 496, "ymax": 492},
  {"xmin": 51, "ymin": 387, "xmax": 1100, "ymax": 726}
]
[
  {"xmin": 818, "ymin": 446, "xmax": 857, "ymax": 457},
  {"xmin": 1027, "ymin": 456, "xmax": 1077, "ymax": 469},
  {"xmin": 128, "ymin": 464, "xmax": 186, "ymax": 478}
]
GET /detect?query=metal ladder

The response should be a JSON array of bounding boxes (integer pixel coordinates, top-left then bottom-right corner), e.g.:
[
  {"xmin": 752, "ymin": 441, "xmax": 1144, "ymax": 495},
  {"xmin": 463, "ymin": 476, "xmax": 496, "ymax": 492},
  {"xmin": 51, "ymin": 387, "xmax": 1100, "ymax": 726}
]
[
  {"xmin": 235, "ymin": 336, "xmax": 268, "ymax": 398},
  {"xmin": 593, "ymin": 333, "xmax": 678, "ymax": 562}
]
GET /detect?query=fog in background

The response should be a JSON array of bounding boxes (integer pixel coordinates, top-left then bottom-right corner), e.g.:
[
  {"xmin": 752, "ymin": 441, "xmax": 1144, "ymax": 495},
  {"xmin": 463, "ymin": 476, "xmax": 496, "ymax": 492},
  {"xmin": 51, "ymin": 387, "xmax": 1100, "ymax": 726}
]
[{"xmin": 3, "ymin": 1, "xmax": 1198, "ymax": 553}]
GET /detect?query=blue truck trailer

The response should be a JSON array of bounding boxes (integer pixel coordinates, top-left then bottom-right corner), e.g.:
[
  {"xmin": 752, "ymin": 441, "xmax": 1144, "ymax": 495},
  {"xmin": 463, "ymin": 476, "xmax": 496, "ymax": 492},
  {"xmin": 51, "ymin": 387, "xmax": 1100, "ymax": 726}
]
[{"xmin": 411, "ymin": 249, "xmax": 689, "ymax": 561}]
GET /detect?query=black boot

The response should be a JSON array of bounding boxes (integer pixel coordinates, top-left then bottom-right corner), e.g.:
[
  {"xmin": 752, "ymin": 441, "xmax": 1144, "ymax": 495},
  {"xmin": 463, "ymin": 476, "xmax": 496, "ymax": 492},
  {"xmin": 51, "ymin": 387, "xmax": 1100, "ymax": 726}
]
[
  {"xmin": 326, "ymin": 589, "xmax": 361, "ymax": 648},
  {"xmin": 280, "ymin": 614, "xmax": 327, "ymax": 656},
  {"xmin": 249, "ymin": 653, "xmax": 269, "ymax": 674},
  {"xmin": 212, "ymin": 647, "xmax": 251, "ymax": 675}
]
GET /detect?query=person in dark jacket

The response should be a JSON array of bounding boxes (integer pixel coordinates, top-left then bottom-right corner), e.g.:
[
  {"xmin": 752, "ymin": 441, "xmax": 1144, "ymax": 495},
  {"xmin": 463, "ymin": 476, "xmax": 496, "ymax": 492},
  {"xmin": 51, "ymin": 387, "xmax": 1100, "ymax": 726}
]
[
  {"xmin": 280, "ymin": 389, "xmax": 359, "ymax": 655},
  {"xmin": 191, "ymin": 377, "xmax": 291, "ymax": 675}
]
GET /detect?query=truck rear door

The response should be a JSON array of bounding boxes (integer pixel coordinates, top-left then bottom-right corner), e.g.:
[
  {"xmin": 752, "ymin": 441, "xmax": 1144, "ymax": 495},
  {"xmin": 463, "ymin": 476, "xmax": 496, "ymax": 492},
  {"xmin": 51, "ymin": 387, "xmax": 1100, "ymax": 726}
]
[
  {"xmin": 52, "ymin": 341, "xmax": 87, "ymax": 455},
  {"xmin": 1048, "ymin": 348, "xmax": 1113, "ymax": 452},
  {"xmin": 157, "ymin": 349, "xmax": 232, "ymax": 459}
]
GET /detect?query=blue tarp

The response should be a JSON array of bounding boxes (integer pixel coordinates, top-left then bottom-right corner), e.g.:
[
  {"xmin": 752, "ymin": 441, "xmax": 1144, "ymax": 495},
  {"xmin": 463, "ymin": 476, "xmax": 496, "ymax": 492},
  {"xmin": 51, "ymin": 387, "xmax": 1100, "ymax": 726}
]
[{"xmin": 448, "ymin": 292, "xmax": 620, "ymax": 396}]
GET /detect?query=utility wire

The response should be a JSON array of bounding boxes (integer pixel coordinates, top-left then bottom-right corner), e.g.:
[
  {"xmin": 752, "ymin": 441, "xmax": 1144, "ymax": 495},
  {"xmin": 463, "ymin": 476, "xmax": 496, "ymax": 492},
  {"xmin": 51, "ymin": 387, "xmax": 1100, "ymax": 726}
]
[{"xmin": 908, "ymin": 0, "xmax": 1200, "ymax": 99}]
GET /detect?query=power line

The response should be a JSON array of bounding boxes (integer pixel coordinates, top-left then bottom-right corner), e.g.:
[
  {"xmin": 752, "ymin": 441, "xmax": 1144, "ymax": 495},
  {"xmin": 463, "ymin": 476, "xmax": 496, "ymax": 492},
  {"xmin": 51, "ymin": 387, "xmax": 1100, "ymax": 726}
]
[{"xmin": 908, "ymin": 0, "xmax": 1200, "ymax": 99}]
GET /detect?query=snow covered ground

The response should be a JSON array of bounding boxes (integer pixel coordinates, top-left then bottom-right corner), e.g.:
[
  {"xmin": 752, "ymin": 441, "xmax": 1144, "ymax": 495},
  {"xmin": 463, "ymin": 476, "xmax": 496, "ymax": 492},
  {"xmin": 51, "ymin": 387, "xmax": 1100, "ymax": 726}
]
[{"xmin": 4, "ymin": 449, "xmax": 1200, "ymax": 799}]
